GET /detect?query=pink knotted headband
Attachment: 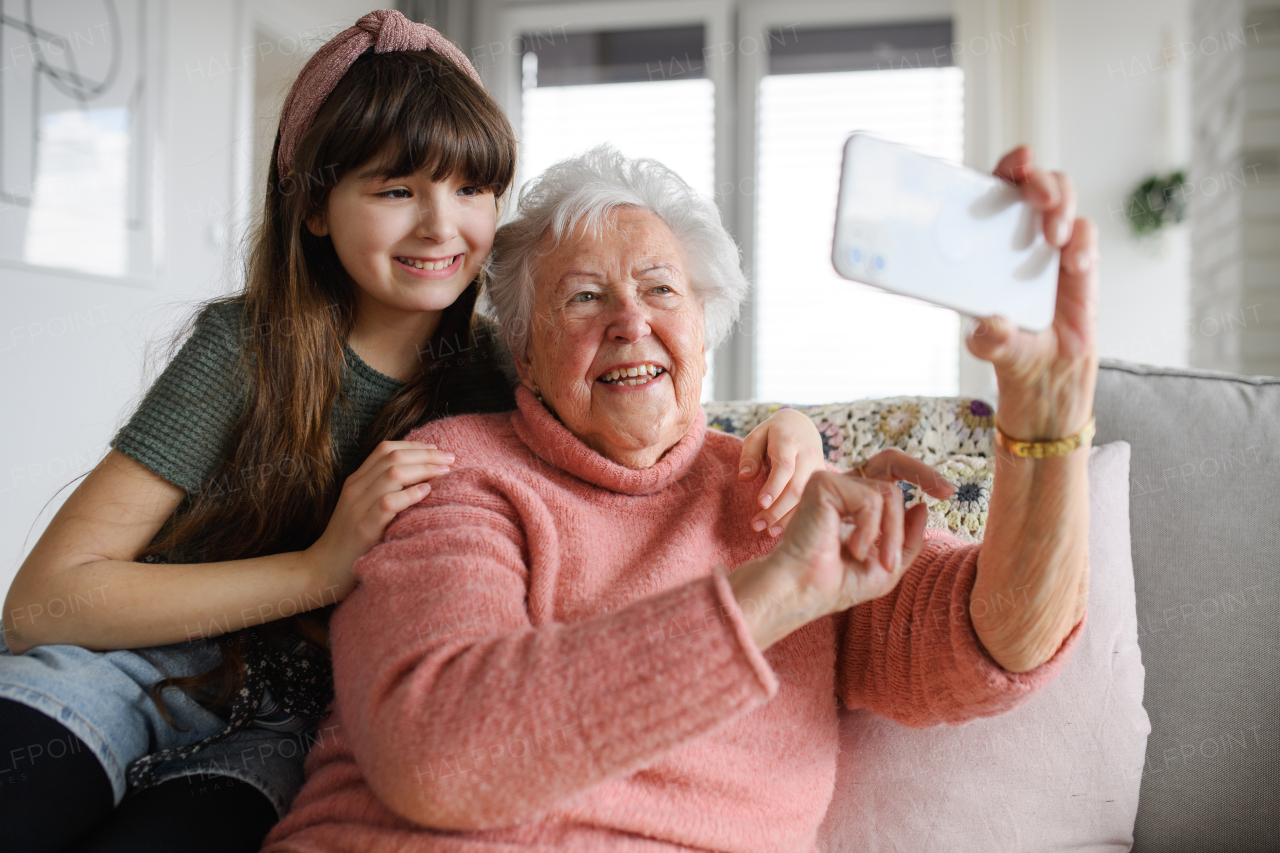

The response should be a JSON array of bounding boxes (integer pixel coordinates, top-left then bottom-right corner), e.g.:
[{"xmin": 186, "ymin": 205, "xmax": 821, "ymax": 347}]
[{"xmin": 276, "ymin": 9, "xmax": 483, "ymax": 177}]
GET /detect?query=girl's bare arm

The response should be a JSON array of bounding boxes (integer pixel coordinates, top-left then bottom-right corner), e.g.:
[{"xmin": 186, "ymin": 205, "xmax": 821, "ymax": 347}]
[{"xmin": 3, "ymin": 450, "xmax": 335, "ymax": 654}]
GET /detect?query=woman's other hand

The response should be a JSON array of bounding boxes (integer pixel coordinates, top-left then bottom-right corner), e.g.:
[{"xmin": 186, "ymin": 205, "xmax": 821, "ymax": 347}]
[
  {"xmin": 726, "ymin": 470, "xmax": 932, "ymax": 652},
  {"xmin": 737, "ymin": 408, "xmax": 826, "ymax": 535},
  {"xmin": 966, "ymin": 145, "xmax": 1099, "ymax": 440},
  {"xmin": 306, "ymin": 440, "xmax": 455, "ymax": 598}
]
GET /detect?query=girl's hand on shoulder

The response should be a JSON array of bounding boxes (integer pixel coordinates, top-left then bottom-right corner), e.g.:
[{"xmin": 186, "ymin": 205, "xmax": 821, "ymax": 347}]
[
  {"xmin": 307, "ymin": 440, "xmax": 455, "ymax": 596},
  {"xmin": 737, "ymin": 408, "xmax": 826, "ymax": 536}
]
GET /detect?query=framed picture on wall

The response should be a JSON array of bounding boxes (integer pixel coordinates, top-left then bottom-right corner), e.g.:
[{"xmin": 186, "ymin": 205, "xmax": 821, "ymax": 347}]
[{"xmin": 0, "ymin": 0, "xmax": 165, "ymax": 283}]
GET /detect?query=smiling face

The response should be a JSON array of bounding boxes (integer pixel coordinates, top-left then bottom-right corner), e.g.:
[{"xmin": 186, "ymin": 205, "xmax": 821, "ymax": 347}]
[
  {"xmin": 308, "ymin": 164, "xmax": 496, "ymax": 319},
  {"xmin": 517, "ymin": 207, "xmax": 707, "ymax": 469}
]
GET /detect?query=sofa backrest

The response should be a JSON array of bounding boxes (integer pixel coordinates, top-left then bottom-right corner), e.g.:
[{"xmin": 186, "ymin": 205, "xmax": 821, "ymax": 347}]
[{"xmin": 1093, "ymin": 358, "xmax": 1279, "ymax": 852}]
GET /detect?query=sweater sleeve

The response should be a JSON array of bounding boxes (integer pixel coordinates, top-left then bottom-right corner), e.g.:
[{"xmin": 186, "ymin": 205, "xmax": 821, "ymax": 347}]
[
  {"xmin": 836, "ymin": 529, "xmax": 1086, "ymax": 728},
  {"xmin": 109, "ymin": 301, "xmax": 247, "ymax": 492},
  {"xmin": 328, "ymin": 473, "xmax": 779, "ymax": 832}
]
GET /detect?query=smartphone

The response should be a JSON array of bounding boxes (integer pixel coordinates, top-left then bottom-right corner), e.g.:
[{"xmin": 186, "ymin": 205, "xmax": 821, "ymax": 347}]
[{"xmin": 832, "ymin": 133, "xmax": 1059, "ymax": 332}]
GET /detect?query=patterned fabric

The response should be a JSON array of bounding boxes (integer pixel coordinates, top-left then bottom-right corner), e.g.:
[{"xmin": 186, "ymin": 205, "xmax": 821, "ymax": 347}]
[
  {"xmin": 704, "ymin": 396, "xmax": 997, "ymax": 543},
  {"xmin": 125, "ymin": 620, "xmax": 332, "ymax": 790}
]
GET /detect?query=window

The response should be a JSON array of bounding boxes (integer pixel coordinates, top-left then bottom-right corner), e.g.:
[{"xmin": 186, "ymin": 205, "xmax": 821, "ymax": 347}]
[
  {"xmin": 754, "ymin": 22, "xmax": 964, "ymax": 403},
  {"xmin": 519, "ymin": 25, "xmax": 717, "ymax": 398},
  {"xmin": 491, "ymin": 5, "xmax": 968, "ymax": 402}
]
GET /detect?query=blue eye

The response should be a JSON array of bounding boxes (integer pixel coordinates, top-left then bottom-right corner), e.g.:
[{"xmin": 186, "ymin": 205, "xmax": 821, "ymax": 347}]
[
  {"xmin": 651, "ymin": 285, "xmax": 673, "ymax": 294},
  {"xmin": 571, "ymin": 292, "xmax": 597, "ymax": 303}
]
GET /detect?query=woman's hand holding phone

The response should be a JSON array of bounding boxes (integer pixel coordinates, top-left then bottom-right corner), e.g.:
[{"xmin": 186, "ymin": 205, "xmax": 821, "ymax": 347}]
[
  {"xmin": 965, "ymin": 145, "xmax": 1097, "ymax": 443},
  {"xmin": 962, "ymin": 145, "xmax": 1099, "ymax": 672}
]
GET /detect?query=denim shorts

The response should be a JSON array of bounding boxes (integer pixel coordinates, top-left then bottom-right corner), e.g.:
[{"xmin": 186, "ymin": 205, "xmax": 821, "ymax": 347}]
[{"xmin": 0, "ymin": 632, "xmax": 316, "ymax": 818}]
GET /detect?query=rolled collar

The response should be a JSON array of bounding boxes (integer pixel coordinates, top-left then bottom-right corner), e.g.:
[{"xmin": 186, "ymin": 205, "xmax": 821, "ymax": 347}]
[{"xmin": 510, "ymin": 386, "xmax": 707, "ymax": 496}]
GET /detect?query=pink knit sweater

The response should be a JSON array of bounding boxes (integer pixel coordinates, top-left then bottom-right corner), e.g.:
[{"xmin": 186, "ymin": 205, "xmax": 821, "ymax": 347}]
[{"xmin": 263, "ymin": 388, "xmax": 1085, "ymax": 853}]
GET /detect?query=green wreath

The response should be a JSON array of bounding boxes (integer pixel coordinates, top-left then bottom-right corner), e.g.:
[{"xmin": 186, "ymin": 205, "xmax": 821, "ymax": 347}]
[{"xmin": 1126, "ymin": 170, "xmax": 1187, "ymax": 237}]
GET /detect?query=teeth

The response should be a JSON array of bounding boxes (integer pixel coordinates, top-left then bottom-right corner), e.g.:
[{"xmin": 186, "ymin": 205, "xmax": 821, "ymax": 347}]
[
  {"xmin": 399, "ymin": 255, "xmax": 457, "ymax": 271},
  {"xmin": 600, "ymin": 364, "xmax": 663, "ymax": 385}
]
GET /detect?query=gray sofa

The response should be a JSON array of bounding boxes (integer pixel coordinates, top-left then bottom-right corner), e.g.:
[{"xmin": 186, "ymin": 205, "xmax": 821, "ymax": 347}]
[
  {"xmin": 710, "ymin": 357, "xmax": 1279, "ymax": 849},
  {"xmin": 1090, "ymin": 358, "xmax": 1278, "ymax": 851}
]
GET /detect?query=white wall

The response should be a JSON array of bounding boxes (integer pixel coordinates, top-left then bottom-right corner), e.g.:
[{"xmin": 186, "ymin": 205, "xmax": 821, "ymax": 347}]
[
  {"xmin": 0, "ymin": 1, "xmax": 374, "ymax": 597},
  {"xmin": 951, "ymin": 0, "xmax": 1192, "ymax": 404},
  {"xmin": 1052, "ymin": 0, "xmax": 1193, "ymax": 368}
]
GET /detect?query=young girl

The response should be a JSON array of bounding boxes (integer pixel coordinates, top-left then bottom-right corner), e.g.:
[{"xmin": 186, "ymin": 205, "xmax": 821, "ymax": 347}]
[{"xmin": 0, "ymin": 11, "xmax": 824, "ymax": 853}]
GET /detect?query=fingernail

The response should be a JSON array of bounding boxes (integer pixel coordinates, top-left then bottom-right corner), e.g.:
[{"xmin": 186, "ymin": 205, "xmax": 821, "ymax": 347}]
[
  {"xmin": 893, "ymin": 547, "xmax": 902, "ymax": 571},
  {"xmin": 1054, "ymin": 218, "xmax": 1070, "ymax": 246},
  {"xmin": 768, "ymin": 525, "xmax": 783, "ymax": 537},
  {"xmin": 753, "ymin": 519, "xmax": 767, "ymax": 532},
  {"xmin": 740, "ymin": 463, "xmax": 753, "ymax": 476},
  {"xmin": 759, "ymin": 493, "xmax": 773, "ymax": 508},
  {"xmin": 442, "ymin": 453, "xmax": 456, "ymax": 462},
  {"xmin": 1074, "ymin": 251, "xmax": 1093, "ymax": 273}
]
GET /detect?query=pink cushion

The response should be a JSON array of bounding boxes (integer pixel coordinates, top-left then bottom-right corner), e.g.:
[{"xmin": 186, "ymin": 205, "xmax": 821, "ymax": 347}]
[{"xmin": 818, "ymin": 441, "xmax": 1149, "ymax": 851}]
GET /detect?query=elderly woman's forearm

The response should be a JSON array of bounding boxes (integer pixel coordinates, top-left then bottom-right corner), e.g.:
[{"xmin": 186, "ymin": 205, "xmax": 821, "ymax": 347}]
[
  {"xmin": 338, "ymin": 544, "xmax": 777, "ymax": 831},
  {"xmin": 970, "ymin": 450, "xmax": 1090, "ymax": 673}
]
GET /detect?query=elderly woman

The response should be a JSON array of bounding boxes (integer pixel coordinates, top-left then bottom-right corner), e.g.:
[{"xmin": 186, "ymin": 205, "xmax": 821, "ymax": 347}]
[{"xmin": 264, "ymin": 145, "xmax": 1097, "ymax": 853}]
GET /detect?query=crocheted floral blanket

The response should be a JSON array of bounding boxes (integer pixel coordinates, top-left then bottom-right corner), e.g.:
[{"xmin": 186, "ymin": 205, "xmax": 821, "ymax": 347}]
[{"xmin": 703, "ymin": 397, "xmax": 997, "ymax": 543}]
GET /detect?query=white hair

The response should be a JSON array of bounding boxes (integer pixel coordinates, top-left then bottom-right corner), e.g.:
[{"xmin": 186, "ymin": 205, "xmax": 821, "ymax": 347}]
[{"xmin": 482, "ymin": 145, "xmax": 748, "ymax": 360}]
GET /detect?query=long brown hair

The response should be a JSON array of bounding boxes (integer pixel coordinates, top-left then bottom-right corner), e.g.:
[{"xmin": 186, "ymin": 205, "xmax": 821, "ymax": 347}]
[{"xmin": 148, "ymin": 49, "xmax": 516, "ymax": 713}]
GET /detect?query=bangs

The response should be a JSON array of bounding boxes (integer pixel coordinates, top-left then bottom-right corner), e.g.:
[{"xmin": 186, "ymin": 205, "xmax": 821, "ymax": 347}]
[{"xmin": 303, "ymin": 51, "xmax": 516, "ymax": 195}]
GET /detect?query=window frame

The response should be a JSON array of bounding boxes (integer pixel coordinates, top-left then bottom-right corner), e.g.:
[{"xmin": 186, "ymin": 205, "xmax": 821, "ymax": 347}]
[
  {"xmin": 734, "ymin": 0, "xmax": 956, "ymax": 400},
  {"xmin": 486, "ymin": 1, "xmax": 735, "ymax": 194},
  {"xmin": 478, "ymin": 0, "xmax": 1005, "ymax": 400}
]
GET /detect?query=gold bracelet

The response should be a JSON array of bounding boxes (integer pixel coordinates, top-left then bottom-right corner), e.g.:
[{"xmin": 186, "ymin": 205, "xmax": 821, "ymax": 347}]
[{"xmin": 993, "ymin": 414, "xmax": 1096, "ymax": 459}]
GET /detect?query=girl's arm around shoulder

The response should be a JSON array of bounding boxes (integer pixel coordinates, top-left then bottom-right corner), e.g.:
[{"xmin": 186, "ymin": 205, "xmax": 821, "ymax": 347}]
[{"xmin": 3, "ymin": 450, "xmax": 333, "ymax": 653}]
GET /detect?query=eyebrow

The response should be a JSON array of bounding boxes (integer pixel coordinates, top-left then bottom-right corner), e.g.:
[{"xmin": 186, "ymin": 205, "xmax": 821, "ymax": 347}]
[
  {"xmin": 555, "ymin": 261, "xmax": 680, "ymax": 287},
  {"xmin": 354, "ymin": 164, "xmax": 397, "ymax": 182},
  {"xmin": 556, "ymin": 269, "xmax": 603, "ymax": 286}
]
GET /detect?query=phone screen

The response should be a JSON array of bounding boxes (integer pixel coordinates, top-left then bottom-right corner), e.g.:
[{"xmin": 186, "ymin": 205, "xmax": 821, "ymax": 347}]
[{"xmin": 832, "ymin": 133, "xmax": 1059, "ymax": 332}]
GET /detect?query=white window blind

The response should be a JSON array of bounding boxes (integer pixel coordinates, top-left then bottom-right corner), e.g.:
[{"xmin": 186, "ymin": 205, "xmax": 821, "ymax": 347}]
[
  {"xmin": 755, "ymin": 59, "xmax": 965, "ymax": 403},
  {"xmin": 520, "ymin": 79, "xmax": 715, "ymax": 198},
  {"xmin": 519, "ymin": 27, "xmax": 716, "ymax": 400}
]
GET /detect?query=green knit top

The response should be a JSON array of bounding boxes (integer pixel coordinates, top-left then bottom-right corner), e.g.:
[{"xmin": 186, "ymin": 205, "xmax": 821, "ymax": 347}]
[{"xmin": 111, "ymin": 300, "xmax": 516, "ymax": 500}]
